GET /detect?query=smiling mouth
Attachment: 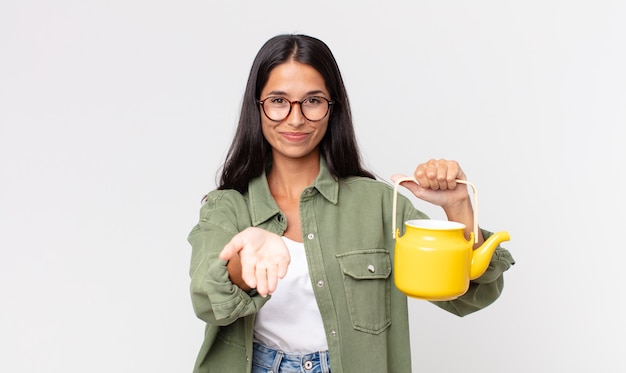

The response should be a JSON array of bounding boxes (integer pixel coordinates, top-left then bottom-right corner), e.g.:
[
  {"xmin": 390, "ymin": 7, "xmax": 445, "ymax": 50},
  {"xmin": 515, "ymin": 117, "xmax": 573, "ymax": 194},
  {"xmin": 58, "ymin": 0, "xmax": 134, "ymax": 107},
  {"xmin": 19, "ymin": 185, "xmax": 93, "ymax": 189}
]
[{"xmin": 281, "ymin": 132, "xmax": 310, "ymax": 142}]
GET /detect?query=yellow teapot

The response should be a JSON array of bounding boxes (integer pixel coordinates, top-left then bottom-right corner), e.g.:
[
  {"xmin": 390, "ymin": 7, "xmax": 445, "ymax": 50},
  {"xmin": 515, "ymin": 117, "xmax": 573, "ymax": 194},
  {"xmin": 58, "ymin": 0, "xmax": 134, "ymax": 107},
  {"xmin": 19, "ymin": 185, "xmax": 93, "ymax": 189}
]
[{"xmin": 392, "ymin": 177, "xmax": 510, "ymax": 301}]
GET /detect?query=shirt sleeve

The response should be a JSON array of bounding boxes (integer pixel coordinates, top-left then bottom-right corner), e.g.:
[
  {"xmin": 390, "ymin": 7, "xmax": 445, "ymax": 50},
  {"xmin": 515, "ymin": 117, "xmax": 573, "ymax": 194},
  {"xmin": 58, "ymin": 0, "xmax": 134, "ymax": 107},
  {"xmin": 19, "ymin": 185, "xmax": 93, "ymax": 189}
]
[
  {"xmin": 430, "ymin": 229, "xmax": 516, "ymax": 317},
  {"xmin": 187, "ymin": 190, "xmax": 268, "ymax": 326}
]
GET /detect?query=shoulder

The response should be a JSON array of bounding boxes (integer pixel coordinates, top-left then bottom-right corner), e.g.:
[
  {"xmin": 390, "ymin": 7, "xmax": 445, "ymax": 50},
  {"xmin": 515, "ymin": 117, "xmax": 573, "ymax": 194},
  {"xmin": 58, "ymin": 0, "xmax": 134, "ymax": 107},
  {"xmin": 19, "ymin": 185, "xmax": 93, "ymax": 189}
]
[
  {"xmin": 340, "ymin": 176, "xmax": 398, "ymax": 198},
  {"xmin": 197, "ymin": 189, "xmax": 251, "ymax": 231},
  {"xmin": 202, "ymin": 189, "xmax": 247, "ymax": 207},
  {"xmin": 338, "ymin": 176, "xmax": 403, "ymax": 204},
  {"xmin": 341, "ymin": 176, "xmax": 392, "ymax": 190},
  {"xmin": 339, "ymin": 176, "xmax": 426, "ymax": 218}
]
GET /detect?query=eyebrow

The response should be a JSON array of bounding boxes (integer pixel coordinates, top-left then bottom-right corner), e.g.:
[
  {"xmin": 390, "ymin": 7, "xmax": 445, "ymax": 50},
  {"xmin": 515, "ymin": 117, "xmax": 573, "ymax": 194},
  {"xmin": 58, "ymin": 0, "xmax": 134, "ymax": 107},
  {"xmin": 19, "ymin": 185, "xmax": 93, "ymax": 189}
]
[{"xmin": 264, "ymin": 89, "xmax": 328, "ymax": 98}]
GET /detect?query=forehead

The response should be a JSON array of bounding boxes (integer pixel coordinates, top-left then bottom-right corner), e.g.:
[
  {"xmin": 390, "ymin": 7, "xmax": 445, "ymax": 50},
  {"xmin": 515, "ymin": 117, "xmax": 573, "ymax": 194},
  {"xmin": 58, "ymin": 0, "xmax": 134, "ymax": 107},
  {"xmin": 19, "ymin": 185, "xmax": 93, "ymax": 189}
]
[{"xmin": 262, "ymin": 61, "xmax": 328, "ymax": 96}]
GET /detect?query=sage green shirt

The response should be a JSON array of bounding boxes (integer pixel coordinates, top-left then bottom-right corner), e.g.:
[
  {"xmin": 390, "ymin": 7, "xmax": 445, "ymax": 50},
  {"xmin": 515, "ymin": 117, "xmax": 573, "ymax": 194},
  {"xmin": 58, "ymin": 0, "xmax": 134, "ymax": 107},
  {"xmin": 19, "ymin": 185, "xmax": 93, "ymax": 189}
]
[{"xmin": 188, "ymin": 159, "xmax": 515, "ymax": 373}]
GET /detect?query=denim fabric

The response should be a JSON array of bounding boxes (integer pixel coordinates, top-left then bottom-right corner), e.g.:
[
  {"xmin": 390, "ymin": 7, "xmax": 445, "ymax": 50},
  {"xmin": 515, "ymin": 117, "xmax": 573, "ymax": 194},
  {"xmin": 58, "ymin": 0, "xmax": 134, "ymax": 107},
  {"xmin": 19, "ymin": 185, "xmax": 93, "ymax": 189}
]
[{"xmin": 252, "ymin": 343, "xmax": 331, "ymax": 373}]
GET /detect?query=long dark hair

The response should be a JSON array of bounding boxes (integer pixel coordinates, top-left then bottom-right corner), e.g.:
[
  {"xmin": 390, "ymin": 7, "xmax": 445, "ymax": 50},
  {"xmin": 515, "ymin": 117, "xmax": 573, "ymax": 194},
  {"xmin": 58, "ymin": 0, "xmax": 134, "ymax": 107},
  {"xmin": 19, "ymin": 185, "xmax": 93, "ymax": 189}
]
[{"xmin": 218, "ymin": 34, "xmax": 374, "ymax": 193}]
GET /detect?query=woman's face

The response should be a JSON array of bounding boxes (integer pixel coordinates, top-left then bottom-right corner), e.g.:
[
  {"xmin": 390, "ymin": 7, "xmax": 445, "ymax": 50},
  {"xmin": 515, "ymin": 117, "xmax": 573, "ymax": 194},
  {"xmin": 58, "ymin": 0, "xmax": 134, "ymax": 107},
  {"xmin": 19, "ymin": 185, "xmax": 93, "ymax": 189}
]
[{"xmin": 259, "ymin": 61, "xmax": 330, "ymax": 162}]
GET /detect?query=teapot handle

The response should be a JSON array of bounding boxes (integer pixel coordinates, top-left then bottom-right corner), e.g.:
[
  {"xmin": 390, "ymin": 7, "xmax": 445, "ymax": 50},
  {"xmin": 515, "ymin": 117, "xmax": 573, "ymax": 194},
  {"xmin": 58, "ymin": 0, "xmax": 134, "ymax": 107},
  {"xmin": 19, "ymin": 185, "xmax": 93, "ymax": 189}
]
[{"xmin": 392, "ymin": 177, "xmax": 479, "ymax": 240}]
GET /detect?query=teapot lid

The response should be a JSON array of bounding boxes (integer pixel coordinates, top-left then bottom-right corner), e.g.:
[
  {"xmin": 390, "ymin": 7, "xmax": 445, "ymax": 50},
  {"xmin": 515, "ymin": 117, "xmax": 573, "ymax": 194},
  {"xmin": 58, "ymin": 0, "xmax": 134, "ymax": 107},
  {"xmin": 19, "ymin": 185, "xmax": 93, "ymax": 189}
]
[{"xmin": 406, "ymin": 219, "xmax": 465, "ymax": 230}]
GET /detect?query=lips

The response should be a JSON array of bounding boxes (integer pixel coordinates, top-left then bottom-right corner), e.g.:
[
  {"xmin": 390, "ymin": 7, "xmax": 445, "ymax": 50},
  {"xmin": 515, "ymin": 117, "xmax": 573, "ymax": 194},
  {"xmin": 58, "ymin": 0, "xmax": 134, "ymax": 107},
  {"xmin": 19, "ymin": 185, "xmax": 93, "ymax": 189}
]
[{"xmin": 281, "ymin": 132, "xmax": 310, "ymax": 142}]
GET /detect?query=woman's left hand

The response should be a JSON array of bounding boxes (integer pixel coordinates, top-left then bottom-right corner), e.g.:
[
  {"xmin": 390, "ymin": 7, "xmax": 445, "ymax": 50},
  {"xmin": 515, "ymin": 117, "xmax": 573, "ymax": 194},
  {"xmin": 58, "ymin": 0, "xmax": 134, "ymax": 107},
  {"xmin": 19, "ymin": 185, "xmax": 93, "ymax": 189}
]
[
  {"xmin": 391, "ymin": 159, "xmax": 482, "ymax": 244},
  {"xmin": 391, "ymin": 159, "xmax": 470, "ymax": 210}
]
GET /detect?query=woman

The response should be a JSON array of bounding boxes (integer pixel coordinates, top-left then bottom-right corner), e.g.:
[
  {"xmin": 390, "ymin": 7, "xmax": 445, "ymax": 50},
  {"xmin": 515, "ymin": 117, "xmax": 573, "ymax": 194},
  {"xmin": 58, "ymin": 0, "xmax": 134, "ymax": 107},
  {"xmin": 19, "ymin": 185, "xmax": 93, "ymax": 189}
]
[{"xmin": 188, "ymin": 34, "xmax": 514, "ymax": 373}]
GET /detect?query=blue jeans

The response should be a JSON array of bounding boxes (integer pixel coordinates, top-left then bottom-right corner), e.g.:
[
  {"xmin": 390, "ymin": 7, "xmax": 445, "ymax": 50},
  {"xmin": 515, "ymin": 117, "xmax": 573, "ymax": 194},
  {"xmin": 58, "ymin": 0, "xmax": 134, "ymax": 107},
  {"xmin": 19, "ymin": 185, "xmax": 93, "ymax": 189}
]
[{"xmin": 252, "ymin": 343, "xmax": 331, "ymax": 373}]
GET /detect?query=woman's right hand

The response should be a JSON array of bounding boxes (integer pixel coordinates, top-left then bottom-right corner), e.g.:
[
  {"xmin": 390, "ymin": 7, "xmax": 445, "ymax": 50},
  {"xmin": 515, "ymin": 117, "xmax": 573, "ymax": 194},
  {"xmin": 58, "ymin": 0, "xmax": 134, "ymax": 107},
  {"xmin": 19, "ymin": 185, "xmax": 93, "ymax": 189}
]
[{"xmin": 219, "ymin": 227, "xmax": 291, "ymax": 297}]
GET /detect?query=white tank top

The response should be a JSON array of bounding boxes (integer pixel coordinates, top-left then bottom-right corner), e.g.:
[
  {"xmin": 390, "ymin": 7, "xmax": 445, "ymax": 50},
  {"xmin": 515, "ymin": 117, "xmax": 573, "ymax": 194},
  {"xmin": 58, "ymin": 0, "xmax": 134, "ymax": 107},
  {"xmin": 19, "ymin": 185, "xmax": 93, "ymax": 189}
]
[{"xmin": 253, "ymin": 236, "xmax": 328, "ymax": 354}]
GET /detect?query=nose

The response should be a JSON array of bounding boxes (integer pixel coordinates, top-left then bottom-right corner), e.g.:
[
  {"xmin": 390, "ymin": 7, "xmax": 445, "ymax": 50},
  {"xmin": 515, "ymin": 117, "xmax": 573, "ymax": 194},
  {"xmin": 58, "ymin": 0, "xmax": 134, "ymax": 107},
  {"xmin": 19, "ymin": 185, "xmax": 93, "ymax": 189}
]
[{"xmin": 286, "ymin": 101, "xmax": 305, "ymax": 127}]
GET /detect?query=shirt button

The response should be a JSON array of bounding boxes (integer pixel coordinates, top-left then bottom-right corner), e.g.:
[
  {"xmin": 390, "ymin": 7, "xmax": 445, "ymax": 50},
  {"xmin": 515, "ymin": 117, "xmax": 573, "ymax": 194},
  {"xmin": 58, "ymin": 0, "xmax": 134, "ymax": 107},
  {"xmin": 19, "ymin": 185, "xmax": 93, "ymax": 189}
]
[
  {"xmin": 368, "ymin": 264, "xmax": 375, "ymax": 273},
  {"xmin": 317, "ymin": 280, "xmax": 324, "ymax": 287},
  {"xmin": 330, "ymin": 329, "xmax": 337, "ymax": 337},
  {"xmin": 307, "ymin": 233, "xmax": 314, "ymax": 240}
]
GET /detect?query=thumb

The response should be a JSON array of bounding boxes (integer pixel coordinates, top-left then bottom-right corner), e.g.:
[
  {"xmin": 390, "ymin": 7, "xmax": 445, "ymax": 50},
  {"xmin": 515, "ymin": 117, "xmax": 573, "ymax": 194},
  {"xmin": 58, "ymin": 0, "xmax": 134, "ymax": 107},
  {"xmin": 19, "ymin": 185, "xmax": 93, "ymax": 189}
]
[
  {"xmin": 390, "ymin": 173, "xmax": 409, "ymax": 184},
  {"xmin": 391, "ymin": 174, "xmax": 420, "ymax": 195},
  {"xmin": 219, "ymin": 235, "xmax": 243, "ymax": 261}
]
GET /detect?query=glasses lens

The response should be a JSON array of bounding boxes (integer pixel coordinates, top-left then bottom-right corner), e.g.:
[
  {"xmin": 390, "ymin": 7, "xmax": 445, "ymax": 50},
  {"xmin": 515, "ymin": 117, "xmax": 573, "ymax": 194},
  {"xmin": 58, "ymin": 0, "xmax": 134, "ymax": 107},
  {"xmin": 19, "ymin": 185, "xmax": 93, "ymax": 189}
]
[
  {"xmin": 263, "ymin": 97, "xmax": 290, "ymax": 121},
  {"xmin": 301, "ymin": 97, "xmax": 330, "ymax": 121}
]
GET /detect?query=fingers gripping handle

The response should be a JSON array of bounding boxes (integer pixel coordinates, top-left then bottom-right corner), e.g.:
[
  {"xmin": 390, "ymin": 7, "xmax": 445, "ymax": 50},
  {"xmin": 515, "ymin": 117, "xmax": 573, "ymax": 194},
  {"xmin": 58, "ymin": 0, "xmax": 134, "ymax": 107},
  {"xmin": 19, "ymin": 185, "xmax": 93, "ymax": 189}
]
[{"xmin": 392, "ymin": 177, "xmax": 479, "ymax": 240}]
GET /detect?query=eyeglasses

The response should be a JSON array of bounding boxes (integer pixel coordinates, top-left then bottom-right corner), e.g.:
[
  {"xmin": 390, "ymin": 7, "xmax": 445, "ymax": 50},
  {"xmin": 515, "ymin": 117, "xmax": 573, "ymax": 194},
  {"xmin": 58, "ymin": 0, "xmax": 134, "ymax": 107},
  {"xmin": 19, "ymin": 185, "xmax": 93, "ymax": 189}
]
[{"xmin": 258, "ymin": 96, "xmax": 334, "ymax": 122}]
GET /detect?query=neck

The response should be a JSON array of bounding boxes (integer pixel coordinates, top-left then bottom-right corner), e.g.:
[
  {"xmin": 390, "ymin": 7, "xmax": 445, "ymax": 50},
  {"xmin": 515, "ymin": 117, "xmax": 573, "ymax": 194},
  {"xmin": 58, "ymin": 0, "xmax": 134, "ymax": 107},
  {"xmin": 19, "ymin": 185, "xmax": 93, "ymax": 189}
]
[{"xmin": 268, "ymin": 152, "xmax": 320, "ymax": 200}]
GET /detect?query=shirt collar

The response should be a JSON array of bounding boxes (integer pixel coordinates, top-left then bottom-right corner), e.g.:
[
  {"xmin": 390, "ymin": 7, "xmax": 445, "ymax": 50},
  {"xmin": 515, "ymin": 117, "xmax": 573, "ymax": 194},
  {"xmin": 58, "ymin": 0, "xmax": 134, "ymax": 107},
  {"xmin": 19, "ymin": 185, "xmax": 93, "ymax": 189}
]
[{"xmin": 247, "ymin": 156, "xmax": 339, "ymax": 226}]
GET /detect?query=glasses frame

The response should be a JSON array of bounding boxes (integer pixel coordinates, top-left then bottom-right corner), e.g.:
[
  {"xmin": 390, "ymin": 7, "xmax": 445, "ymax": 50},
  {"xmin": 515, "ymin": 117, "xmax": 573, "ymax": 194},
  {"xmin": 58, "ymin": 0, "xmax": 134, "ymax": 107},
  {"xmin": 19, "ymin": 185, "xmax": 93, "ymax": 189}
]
[{"xmin": 257, "ymin": 96, "xmax": 334, "ymax": 122}]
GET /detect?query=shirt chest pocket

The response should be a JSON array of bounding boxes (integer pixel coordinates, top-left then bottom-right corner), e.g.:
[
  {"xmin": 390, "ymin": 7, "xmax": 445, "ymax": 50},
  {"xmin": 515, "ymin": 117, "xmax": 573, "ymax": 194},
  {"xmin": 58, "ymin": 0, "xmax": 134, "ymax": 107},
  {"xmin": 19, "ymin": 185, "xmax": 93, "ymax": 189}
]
[{"xmin": 336, "ymin": 249, "xmax": 392, "ymax": 335}]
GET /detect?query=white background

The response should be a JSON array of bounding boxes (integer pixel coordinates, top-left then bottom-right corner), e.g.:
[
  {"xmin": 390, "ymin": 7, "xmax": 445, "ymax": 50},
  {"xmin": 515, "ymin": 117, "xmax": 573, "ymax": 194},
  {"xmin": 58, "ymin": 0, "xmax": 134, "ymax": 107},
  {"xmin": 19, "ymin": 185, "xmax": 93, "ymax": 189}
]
[{"xmin": 1, "ymin": 1, "xmax": 624, "ymax": 372}]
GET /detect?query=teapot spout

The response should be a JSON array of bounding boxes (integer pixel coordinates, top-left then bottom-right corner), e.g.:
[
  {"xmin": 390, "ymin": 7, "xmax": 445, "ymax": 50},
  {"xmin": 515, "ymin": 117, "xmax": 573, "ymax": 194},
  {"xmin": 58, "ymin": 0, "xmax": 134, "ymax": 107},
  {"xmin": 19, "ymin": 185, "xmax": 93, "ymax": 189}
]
[{"xmin": 470, "ymin": 231, "xmax": 510, "ymax": 280}]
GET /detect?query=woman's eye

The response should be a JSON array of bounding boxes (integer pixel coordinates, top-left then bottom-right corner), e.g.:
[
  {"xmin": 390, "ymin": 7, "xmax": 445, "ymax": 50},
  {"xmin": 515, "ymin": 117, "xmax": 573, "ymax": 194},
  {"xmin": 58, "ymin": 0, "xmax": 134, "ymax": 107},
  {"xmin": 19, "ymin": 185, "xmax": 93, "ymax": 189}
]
[
  {"xmin": 270, "ymin": 97, "xmax": 285, "ymax": 104},
  {"xmin": 305, "ymin": 97, "xmax": 322, "ymax": 105}
]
